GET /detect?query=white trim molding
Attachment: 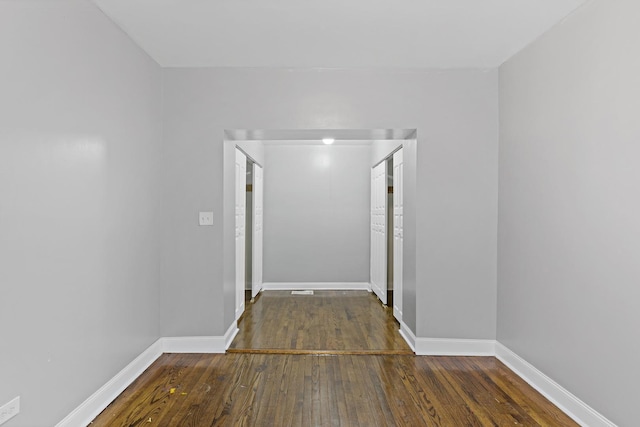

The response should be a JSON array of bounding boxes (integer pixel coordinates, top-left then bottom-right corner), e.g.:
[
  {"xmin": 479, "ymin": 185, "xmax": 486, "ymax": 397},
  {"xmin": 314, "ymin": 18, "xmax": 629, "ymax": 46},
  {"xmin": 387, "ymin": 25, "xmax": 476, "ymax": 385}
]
[
  {"xmin": 57, "ymin": 334, "xmax": 233, "ymax": 426},
  {"xmin": 495, "ymin": 343, "xmax": 617, "ymax": 427},
  {"xmin": 55, "ymin": 339, "xmax": 163, "ymax": 427},
  {"xmin": 161, "ymin": 336, "xmax": 227, "ymax": 353},
  {"xmin": 415, "ymin": 338, "xmax": 496, "ymax": 356},
  {"xmin": 57, "ymin": 334, "xmax": 617, "ymax": 427},
  {"xmin": 399, "ymin": 321, "xmax": 416, "ymax": 352},
  {"xmin": 262, "ymin": 282, "xmax": 372, "ymax": 291},
  {"xmin": 225, "ymin": 322, "xmax": 239, "ymax": 349}
]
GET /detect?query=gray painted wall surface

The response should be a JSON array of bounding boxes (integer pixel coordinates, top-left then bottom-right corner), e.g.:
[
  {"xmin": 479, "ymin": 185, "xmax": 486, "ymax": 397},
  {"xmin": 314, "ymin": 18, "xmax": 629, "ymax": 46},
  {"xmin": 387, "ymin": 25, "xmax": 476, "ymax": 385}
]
[
  {"xmin": 498, "ymin": 1, "xmax": 639, "ymax": 425},
  {"xmin": 0, "ymin": 1, "xmax": 162, "ymax": 426},
  {"xmin": 161, "ymin": 68, "xmax": 499, "ymax": 339},
  {"xmin": 372, "ymin": 140, "xmax": 403, "ymax": 167},
  {"xmin": 263, "ymin": 144, "xmax": 371, "ymax": 283}
]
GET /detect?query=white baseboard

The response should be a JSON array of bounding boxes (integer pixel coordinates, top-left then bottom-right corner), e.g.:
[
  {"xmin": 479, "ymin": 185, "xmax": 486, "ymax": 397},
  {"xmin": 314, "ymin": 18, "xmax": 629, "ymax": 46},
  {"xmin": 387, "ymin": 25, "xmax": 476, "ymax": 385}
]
[
  {"xmin": 162, "ymin": 336, "xmax": 226, "ymax": 353},
  {"xmin": 399, "ymin": 321, "xmax": 416, "ymax": 352},
  {"xmin": 415, "ymin": 338, "xmax": 496, "ymax": 356},
  {"xmin": 55, "ymin": 339, "xmax": 163, "ymax": 427},
  {"xmin": 495, "ymin": 343, "xmax": 617, "ymax": 427},
  {"xmin": 225, "ymin": 322, "xmax": 239, "ymax": 349},
  {"xmin": 262, "ymin": 282, "xmax": 372, "ymax": 291},
  {"xmin": 57, "ymin": 334, "xmax": 616, "ymax": 427},
  {"xmin": 57, "ymin": 334, "xmax": 231, "ymax": 426}
]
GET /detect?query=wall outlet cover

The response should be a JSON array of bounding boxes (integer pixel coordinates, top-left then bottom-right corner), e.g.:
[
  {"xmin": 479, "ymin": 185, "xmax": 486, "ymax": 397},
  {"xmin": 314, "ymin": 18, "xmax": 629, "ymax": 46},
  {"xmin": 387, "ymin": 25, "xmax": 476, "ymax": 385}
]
[
  {"xmin": 0, "ymin": 396, "xmax": 20, "ymax": 425},
  {"xmin": 199, "ymin": 211, "xmax": 214, "ymax": 226}
]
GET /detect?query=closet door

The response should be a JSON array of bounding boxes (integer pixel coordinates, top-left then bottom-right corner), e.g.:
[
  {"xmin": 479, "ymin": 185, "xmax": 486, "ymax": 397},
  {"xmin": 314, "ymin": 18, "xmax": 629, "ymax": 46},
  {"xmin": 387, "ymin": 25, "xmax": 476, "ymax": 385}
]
[
  {"xmin": 370, "ymin": 161, "xmax": 387, "ymax": 305},
  {"xmin": 235, "ymin": 148, "xmax": 246, "ymax": 320},
  {"xmin": 393, "ymin": 148, "xmax": 404, "ymax": 322},
  {"xmin": 252, "ymin": 163, "xmax": 263, "ymax": 299}
]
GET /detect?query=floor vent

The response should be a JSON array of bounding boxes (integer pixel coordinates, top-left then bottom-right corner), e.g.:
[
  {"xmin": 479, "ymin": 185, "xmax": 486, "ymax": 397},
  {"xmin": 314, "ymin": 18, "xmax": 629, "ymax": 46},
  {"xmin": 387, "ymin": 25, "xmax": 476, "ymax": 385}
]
[{"xmin": 291, "ymin": 290, "xmax": 314, "ymax": 295}]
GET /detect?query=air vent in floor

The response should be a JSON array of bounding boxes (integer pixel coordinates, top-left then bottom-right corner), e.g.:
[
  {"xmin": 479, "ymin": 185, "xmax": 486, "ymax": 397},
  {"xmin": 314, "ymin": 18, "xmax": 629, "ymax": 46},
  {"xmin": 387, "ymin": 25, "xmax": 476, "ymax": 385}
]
[{"xmin": 291, "ymin": 290, "xmax": 314, "ymax": 295}]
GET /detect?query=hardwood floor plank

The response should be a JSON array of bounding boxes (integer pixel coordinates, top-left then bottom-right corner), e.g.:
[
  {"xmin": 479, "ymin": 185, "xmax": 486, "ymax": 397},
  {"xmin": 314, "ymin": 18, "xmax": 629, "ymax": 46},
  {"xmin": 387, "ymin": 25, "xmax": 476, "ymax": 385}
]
[
  {"xmin": 92, "ymin": 354, "xmax": 579, "ymax": 426},
  {"xmin": 343, "ymin": 355, "xmax": 380, "ymax": 426},
  {"xmin": 379, "ymin": 356, "xmax": 442, "ymax": 426},
  {"xmin": 420, "ymin": 356, "xmax": 503, "ymax": 426},
  {"xmin": 491, "ymin": 359, "xmax": 579, "ymax": 427},
  {"xmin": 456, "ymin": 357, "xmax": 540, "ymax": 425},
  {"xmin": 229, "ymin": 291, "xmax": 411, "ymax": 353},
  {"xmin": 91, "ymin": 292, "xmax": 577, "ymax": 426},
  {"xmin": 271, "ymin": 355, "xmax": 296, "ymax": 426}
]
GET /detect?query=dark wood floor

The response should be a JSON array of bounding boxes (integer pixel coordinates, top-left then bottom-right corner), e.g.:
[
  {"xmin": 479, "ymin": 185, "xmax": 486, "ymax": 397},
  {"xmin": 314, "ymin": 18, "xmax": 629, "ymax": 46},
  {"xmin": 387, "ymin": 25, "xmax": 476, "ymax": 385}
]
[
  {"xmin": 229, "ymin": 290, "xmax": 412, "ymax": 354},
  {"xmin": 90, "ymin": 353, "xmax": 577, "ymax": 426},
  {"xmin": 90, "ymin": 291, "xmax": 578, "ymax": 426}
]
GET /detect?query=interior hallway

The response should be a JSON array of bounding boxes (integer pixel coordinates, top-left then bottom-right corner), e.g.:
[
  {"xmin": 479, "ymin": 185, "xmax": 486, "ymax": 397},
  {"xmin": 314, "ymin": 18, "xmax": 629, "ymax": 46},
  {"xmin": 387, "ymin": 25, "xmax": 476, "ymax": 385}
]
[{"xmin": 90, "ymin": 292, "xmax": 577, "ymax": 426}]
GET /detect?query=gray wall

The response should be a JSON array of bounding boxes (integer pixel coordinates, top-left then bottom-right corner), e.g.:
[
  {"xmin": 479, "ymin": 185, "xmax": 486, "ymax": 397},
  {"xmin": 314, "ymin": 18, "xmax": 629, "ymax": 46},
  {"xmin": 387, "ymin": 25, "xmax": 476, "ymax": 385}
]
[
  {"xmin": 161, "ymin": 68, "xmax": 499, "ymax": 339},
  {"xmin": 0, "ymin": 1, "xmax": 162, "ymax": 426},
  {"xmin": 263, "ymin": 144, "xmax": 371, "ymax": 283},
  {"xmin": 498, "ymin": 0, "xmax": 639, "ymax": 425},
  {"xmin": 372, "ymin": 140, "xmax": 403, "ymax": 166}
]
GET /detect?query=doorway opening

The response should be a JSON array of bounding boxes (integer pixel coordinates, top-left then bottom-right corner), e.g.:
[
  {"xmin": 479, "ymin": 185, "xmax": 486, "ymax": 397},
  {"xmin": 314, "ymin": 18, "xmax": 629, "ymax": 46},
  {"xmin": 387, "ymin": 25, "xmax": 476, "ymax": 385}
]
[{"xmin": 225, "ymin": 129, "xmax": 416, "ymax": 351}]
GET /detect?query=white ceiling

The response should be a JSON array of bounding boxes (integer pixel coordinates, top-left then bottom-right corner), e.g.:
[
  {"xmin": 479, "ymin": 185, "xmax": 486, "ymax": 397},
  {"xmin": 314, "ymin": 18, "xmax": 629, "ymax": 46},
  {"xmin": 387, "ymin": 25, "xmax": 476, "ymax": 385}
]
[{"xmin": 92, "ymin": 0, "xmax": 587, "ymax": 68}]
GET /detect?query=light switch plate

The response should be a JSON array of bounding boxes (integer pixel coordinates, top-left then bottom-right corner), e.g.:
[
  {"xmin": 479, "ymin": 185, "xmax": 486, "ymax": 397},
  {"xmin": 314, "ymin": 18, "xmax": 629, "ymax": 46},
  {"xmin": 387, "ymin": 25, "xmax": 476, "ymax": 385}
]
[{"xmin": 199, "ymin": 212, "xmax": 214, "ymax": 226}]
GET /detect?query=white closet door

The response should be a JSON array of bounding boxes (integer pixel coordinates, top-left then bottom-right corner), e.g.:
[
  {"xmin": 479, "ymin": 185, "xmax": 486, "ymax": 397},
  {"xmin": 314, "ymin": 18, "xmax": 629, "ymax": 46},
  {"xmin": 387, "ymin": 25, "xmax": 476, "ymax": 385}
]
[
  {"xmin": 235, "ymin": 149, "xmax": 246, "ymax": 321},
  {"xmin": 393, "ymin": 148, "xmax": 404, "ymax": 322},
  {"xmin": 252, "ymin": 163, "xmax": 263, "ymax": 299},
  {"xmin": 370, "ymin": 161, "xmax": 387, "ymax": 305}
]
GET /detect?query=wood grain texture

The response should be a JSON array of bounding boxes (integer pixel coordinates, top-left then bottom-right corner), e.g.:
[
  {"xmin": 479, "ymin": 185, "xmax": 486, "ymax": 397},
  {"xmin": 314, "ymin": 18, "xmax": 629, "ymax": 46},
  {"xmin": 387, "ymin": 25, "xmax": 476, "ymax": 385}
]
[
  {"xmin": 91, "ymin": 354, "xmax": 578, "ymax": 426},
  {"xmin": 90, "ymin": 291, "xmax": 577, "ymax": 426},
  {"xmin": 229, "ymin": 290, "xmax": 412, "ymax": 354}
]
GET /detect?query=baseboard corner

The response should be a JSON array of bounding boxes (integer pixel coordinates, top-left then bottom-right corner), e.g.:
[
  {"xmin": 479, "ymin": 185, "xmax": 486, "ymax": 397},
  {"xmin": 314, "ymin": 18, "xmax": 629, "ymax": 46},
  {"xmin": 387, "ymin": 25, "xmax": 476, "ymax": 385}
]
[
  {"xmin": 225, "ymin": 322, "xmax": 239, "ymax": 350},
  {"xmin": 495, "ymin": 342, "xmax": 617, "ymax": 427},
  {"xmin": 399, "ymin": 321, "xmax": 417, "ymax": 352},
  {"xmin": 262, "ymin": 282, "xmax": 372, "ymax": 291},
  {"xmin": 161, "ymin": 336, "xmax": 226, "ymax": 354},
  {"xmin": 415, "ymin": 337, "xmax": 496, "ymax": 356},
  {"xmin": 55, "ymin": 338, "xmax": 163, "ymax": 427}
]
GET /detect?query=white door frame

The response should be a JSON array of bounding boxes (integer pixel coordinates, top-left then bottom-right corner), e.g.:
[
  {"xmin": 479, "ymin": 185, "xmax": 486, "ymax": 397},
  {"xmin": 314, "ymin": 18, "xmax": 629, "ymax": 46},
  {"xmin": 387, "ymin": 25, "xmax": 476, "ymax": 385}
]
[
  {"xmin": 224, "ymin": 131, "xmax": 415, "ymax": 347},
  {"xmin": 235, "ymin": 148, "xmax": 248, "ymax": 322},
  {"xmin": 370, "ymin": 160, "xmax": 388, "ymax": 305},
  {"xmin": 252, "ymin": 163, "xmax": 264, "ymax": 299},
  {"xmin": 393, "ymin": 148, "xmax": 404, "ymax": 322}
]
